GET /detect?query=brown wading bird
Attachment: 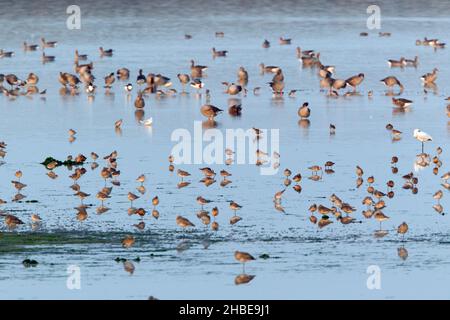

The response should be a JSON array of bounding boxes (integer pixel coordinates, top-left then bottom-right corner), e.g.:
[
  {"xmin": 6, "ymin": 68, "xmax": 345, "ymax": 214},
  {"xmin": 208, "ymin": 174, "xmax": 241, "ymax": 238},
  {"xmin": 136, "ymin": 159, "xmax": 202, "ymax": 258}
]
[
  {"xmin": 176, "ymin": 215, "xmax": 195, "ymax": 230},
  {"xmin": 234, "ymin": 251, "xmax": 255, "ymax": 273},
  {"xmin": 200, "ymin": 105, "xmax": 223, "ymax": 121}
]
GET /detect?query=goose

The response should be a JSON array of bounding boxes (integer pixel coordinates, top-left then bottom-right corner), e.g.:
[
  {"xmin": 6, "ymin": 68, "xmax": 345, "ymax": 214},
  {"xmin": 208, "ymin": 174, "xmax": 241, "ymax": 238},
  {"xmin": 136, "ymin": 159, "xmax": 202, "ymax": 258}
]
[
  {"xmin": 404, "ymin": 56, "xmax": 418, "ymax": 67},
  {"xmin": 269, "ymin": 81, "xmax": 284, "ymax": 95},
  {"xmin": 5, "ymin": 74, "xmax": 21, "ymax": 88},
  {"xmin": 259, "ymin": 63, "xmax": 280, "ymax": 74},
  {"xmin": 23, "ymin": 42, "xmax": 39, "ymax": 51},
  {"xmin": 387, "ymin": 57, "xmax": 406, "ymax": 67},
  {"xmin": 116, "ymin": 68, "xmax": 130, "ymax": 80},
  {"xmin": 190, "ymin": 60, "xmax": 208, "ymax": 77},
  {"xmin": 99, "ymin": 47, "xmax": 113, "ymax": 57},
  {"xmin": 279, "ymin": 37, "xmax": 291, "ymax": 45},
  {"xmin": 26, "ymin": 73, "xmax": 39, "ymax": 85},
  {"xmin": 177, "ymin": 73, "xmax": 190, "ymax": 91},
  {"xmin": 345, "ymin": 73, "xmax": 364, "ymax": 91},
  {"xmin": 104, "ymin": 72, "xmax": 115, "ymax": 88},
  {"xmin": 42, "ymin": 52, "xmax": 55, "ymax": 63},
  {"xmin": 0, "ymin": 49, "xmax": 14, "ymax": 58},
  {"xmin": 154, "ymin": 74, "xmax": 172, "ymax": 87},
  {"xmin": 237, "ymin": 67, "xmax": 248, "ymax": 82},
  {"xmin": 272, "ymin": 69, "xmax": 284, "ymax": 83},
  {"xmin": 420, "ymin": 68, "xmax": 438, "ymax": 84},
  {"xmin": 41, "ymin": 37, "xmax": 57, "ymax": 48},
  {"xmin": 75, "ymin": 61, "xmax": 93, "ymax": 74},
  {"xmin": 380, "ymin": 76, "xmax": 404, "ymax": 91},
  {"xmin": 212, "ymin": 47, "xmax": 228, "ymax": 57},
  {"xmin": 134, "ymin": 92, "xmax": 145, "ymax": 109},
  {"xmin": 75, "ymin": 49, "xmax": 88, "ymax": 61}
]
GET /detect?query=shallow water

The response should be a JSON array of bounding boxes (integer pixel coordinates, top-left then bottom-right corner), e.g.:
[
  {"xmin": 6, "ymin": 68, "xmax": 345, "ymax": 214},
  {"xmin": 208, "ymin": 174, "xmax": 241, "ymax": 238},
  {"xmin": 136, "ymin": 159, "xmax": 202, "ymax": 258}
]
[{"xmin": 1, "ymin": 0, "xmax": 450, "ymax": 299}]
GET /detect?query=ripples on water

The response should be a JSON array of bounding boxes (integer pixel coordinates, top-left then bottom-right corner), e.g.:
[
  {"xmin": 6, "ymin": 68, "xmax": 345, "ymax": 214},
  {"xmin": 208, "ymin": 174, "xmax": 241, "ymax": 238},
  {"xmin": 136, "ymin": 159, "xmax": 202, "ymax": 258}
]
[{"xmin": 1, "ymin": 0, "xmax": 450, "ymax": 299}]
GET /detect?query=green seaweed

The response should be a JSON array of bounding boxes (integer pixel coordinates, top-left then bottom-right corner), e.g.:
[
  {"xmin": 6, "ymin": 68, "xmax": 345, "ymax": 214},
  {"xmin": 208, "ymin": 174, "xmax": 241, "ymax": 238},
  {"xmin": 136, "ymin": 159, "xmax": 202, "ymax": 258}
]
[{"xmin": 40, "ymin": 157, "xmax": 85, "ymax": 169}]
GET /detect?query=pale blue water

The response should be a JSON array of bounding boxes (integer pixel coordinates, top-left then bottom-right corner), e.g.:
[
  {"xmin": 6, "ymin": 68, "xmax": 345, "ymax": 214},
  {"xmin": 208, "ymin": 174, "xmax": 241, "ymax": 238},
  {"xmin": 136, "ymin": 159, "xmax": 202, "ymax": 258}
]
[{"xmin": 0, "ymin": 0, "xmax": 450, "ymax": 299}]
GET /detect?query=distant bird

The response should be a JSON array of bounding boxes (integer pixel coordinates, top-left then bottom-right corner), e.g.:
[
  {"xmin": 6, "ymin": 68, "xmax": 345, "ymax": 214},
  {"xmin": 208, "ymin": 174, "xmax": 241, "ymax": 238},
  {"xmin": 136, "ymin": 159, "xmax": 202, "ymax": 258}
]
[
  {"xmin": 298, "ymin": 102, "xmax": 310, "ymax": 118},
  {"xmin": 139, "ymin": 117, "xmax": 153, "ymax": 126},
  {"xmin": 212, "ymin": 47, "xmax": 228, "ymax": 57},
  {"xmin": 200, "ymin": 105, "xmax": 223, "ymax": 121},
  {"xmin": 421, "ymin": 68, "xmax": 438, "ymax": 84},
  {"xmin": 392, "ymin": 98, "xmax": 413, "ymax": 108},
  {"xmin": 345, "ymin": 73, "xmax": 365, "ymax": 91},
  {"xmin": 380, "ymin": 76, "xmax": 404, "ymax": 91},
  {"xmin": 413, "ymin": 129, "xmax": 433, "ymax": 153},
  {"xmin": 99, "ymin": 47, "xmax": 113, "ymax": 57}
]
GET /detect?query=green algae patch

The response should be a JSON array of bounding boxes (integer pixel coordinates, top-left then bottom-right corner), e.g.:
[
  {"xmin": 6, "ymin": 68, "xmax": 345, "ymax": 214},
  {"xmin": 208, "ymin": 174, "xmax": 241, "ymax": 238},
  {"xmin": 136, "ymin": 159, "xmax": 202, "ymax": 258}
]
[
  {"xmin": 0, "ymin": 232, "xmax": 113, "ymax": 253},
  {"xmin": 40, "ymin": 157, "xmax": 85, "ymax": 169}
]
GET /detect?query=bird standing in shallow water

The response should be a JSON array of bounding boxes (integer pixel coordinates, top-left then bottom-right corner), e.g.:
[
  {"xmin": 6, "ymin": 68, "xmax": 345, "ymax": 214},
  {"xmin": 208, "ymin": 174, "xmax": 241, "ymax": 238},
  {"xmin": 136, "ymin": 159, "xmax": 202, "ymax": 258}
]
[{"xmin": 413, "ymin": 129, "xmax": 432, "ymax": 153}]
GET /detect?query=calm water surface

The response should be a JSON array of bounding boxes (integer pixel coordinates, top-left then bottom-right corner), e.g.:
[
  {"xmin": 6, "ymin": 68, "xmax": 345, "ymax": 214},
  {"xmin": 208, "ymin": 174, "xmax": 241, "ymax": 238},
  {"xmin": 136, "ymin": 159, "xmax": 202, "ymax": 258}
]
[{"xmin": 0, "ymin": 0, "xmax": 450, "ymax": 299}]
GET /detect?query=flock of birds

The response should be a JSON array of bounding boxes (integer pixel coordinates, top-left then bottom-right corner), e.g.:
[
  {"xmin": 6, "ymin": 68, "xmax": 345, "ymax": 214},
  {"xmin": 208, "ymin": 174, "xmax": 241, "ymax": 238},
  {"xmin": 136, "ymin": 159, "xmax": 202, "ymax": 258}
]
[{"xmin": 1, "ymin": 31, "xmax": 450, "ymax": 283}]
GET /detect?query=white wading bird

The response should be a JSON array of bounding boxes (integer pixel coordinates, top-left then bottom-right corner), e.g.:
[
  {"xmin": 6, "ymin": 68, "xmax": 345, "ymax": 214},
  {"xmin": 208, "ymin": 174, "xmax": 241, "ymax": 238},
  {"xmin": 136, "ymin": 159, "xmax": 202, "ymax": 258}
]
[{"xmin": 413, "ymin": 129, "xmax": 432, "ymax": 153}]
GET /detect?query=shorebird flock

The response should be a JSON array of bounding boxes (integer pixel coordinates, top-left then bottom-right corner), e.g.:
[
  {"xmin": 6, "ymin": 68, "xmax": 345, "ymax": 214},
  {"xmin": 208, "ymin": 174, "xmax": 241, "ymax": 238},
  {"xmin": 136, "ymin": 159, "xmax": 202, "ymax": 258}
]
[{"xmin": 0, "ymin": 31, "xmax": 449, "ymax": 282}]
